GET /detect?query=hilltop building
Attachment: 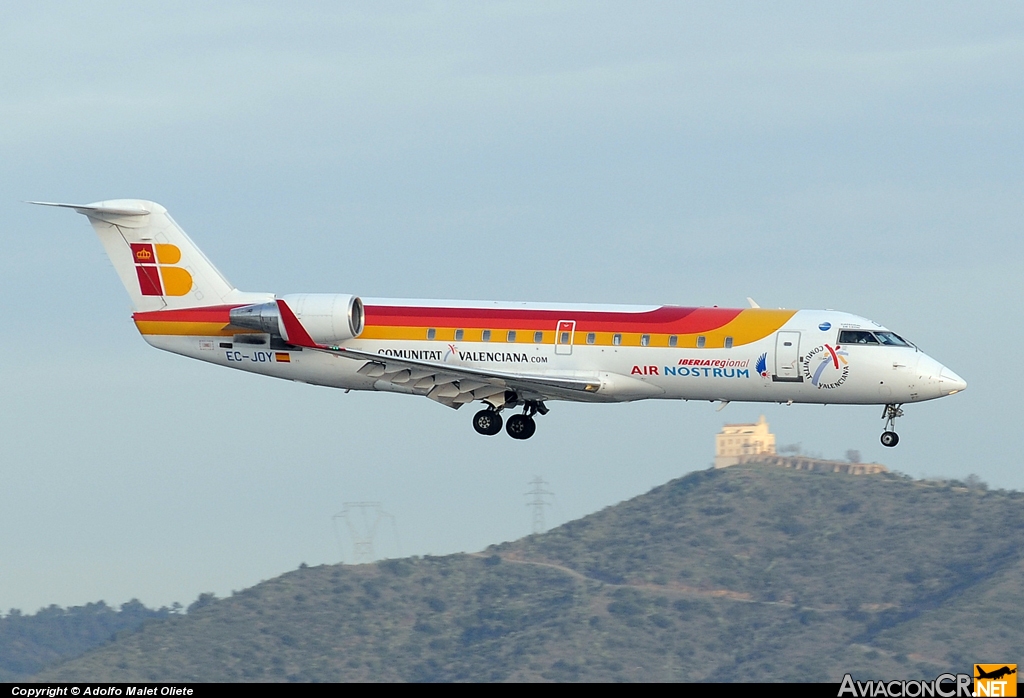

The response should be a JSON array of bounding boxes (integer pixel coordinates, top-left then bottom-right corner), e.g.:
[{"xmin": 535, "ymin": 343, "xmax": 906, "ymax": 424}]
[
  {"xmin": 714, "ymin": 415, "xmax": 776, "ymax": 468},
  {"xmin": 714, "ymin": 416, "xmax": 887, "ymax": 475}
]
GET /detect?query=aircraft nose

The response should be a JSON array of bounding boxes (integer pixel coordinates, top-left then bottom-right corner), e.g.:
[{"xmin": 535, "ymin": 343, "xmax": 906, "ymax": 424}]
[{"xmin": 939, "ymin": 367, "xmax": 967, "ymax": 395}]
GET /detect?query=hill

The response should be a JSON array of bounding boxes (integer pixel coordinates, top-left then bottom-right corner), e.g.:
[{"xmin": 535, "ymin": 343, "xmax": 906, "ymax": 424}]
[
  {"xmin": 0, "ymin": 601, "xmax": 171, "ymax": 680},
  {"xmin": 36, "ymin": 465, "xmax": 1024, "ymax": 682}
]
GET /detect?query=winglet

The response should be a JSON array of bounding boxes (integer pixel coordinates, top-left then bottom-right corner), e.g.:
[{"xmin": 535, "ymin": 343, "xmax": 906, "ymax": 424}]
[
  {"xmin": 276, "ymin": 299, "xmax": 319, "ymax": 348},
  {"xmin": 746, "ymin": 297, "xmax": 760, "ymax": 309}
]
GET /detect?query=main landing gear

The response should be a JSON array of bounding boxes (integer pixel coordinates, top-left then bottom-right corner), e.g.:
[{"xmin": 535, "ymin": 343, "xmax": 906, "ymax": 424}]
[
  {"xmin": 505, "ymin": 413, "xmax": 536, "ymax": 440},
  {"xmin": 472, "ymin": 400, "xmax": 547, "ymax": 440},
  {"xmin": 880, "ymin": 403, "xmax": 903, "ymax": 447},
  {"xmin": 472, "ymin": 408, "xmax": 503, "ymax": 436}
]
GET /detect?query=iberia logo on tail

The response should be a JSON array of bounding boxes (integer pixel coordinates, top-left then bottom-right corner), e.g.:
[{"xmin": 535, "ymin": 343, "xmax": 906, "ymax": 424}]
[{"xmin": 130, "ymin": 243, "xmax": 193, "ymax": 296}]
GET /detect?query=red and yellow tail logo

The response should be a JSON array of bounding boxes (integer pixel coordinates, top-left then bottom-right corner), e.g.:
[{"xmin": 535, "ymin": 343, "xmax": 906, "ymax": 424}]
[{"xmin": 130, "ymin": 243, "xmax": 193, "ymax": 297}]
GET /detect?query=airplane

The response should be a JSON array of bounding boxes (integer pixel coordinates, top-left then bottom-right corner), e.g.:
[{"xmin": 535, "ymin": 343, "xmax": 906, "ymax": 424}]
[
  {"xmin": 975, "ymin": 666, "xmax": 1016, "ymax": 681},
  {"xmin": 33, "ymin": 199, "xmax": 967, "ymax": 445}
]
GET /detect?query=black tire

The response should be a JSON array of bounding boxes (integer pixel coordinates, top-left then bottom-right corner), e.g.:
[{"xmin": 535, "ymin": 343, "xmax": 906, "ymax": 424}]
[
  {"xmin": 473, "ymin": 409, "xmax": 503, "ymax": 436},
  {"xmin": 505, "ymin": 414, "xmax": 536, "ymax": 440},
  {"xmin": 880, "ymin": 431, "xmax": 899, "ymax": 447}
]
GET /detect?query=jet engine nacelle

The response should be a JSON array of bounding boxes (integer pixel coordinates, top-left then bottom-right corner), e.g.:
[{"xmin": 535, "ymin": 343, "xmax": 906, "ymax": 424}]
[
  {"xmin": 281, "ymin": 293, "xmax": 364, "ymax": 343},
  {"xmin": 229, "ymin": 293, "xmax": 364, "ymax": 344}
]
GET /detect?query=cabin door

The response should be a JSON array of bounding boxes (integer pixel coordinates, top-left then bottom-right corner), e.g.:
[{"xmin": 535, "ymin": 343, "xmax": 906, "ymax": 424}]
[
  {"xmin": 555, "ymin": 320, "xmax": 576, "ymax": 355},
  {"xmin": 774, "ymin": 331, "xmax": 802, "ymax": 380}
]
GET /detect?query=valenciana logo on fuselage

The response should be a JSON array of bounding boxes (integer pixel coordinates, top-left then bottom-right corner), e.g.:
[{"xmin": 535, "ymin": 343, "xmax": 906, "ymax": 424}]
[
  {"xmin": 379, "ymin": 348, "xmax": 444, "ymax": 361},
  {"xmin": 803, "ymin": 344, "xmax": 850, "ymax": 389},
  {"xmin": 379, "ymin": 345, "xmax": 531, "ymax": 364},
  {"xmin": 456, "ymin": 350, "xmax": 530, "ymax": 363}
]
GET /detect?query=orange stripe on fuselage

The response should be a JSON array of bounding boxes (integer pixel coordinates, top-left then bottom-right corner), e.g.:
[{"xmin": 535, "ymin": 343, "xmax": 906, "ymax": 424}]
[
  {"xmin": 132, "ymin": 303, "xmax": 797, "ymax": 347},
  {"xmin": 134, "ymin": 321, "xmax": 241, "ymax": 337},
  {"xmin": 364, "ymin": 305, "xmax": 738, "ymax": 334},
  {"xmin": 133, "ymin": 304, "xmax": 250, "ymax": 337},
  {"xmin": 358, "ymin": 308, "xmax": 795, "ymax": 348}
]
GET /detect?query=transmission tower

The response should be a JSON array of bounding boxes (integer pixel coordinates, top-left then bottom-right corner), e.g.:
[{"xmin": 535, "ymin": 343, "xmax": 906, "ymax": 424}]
[
  {"xmin": 524, "ymin": 476, "xmax": 553, "ymax": 534},
  {"xmin": 331, "ymin": 502, "xmax": 398, "ymax": 564}
]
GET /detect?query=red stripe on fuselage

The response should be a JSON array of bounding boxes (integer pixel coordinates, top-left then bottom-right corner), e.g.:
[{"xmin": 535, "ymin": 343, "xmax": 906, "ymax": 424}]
[
  {"xmin": 132, "ymin": 303, "xmax": 747, "ymax": 335},
  {"xmin": 363, "ymin": 304, "xmax": 740, "ymax": 333},
  {"xmin": 133, "ymin": 305, "xmax": 238, "ymax": 323}
]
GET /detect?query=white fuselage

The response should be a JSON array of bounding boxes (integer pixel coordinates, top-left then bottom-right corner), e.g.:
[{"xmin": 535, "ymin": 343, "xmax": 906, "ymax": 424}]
[{"xmin": 141, "ymin": 304, "xmax": 965, "ymax": 407}]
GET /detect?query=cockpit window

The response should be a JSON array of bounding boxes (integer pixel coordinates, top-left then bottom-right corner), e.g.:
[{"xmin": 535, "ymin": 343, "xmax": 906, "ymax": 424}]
[
  {"xmin": 837, "ymin": 330, "xmax": 914, "ymax": 347},
  {"xmin": 838, "ymin": 330, "xmax": 879, "ymax": 345},
  {"xmin": 875, "ymin": 332, "xmax": 912, "ymax": 347}
]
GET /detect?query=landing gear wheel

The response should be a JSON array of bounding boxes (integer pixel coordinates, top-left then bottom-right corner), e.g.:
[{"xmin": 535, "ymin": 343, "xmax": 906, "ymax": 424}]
[
  {"xmin": 506, "ymin": 414, "xmax": 537, "ymax": 440},
  {"xmin": 880, "ymin": 431, "xmax": 899, "ymax": 448},
  {"xmin": 472, "ymin": 409, "xmax": 503, "ymax": 436},
  {"xmin": 880, "ymin": 403, "xmax": 904, "ymax": 448}
]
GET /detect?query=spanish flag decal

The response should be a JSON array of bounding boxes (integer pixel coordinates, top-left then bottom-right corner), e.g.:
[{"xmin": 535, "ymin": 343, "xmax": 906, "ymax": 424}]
[{"xmin": 275, "ymin": 353, "xmax": 291, "ymax": 363}]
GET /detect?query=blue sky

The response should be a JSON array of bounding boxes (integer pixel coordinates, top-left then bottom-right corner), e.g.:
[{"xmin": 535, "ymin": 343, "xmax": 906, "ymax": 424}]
[{"xmin": 2, "ymin": 2, "xmax": 1022, "ymax": 612}]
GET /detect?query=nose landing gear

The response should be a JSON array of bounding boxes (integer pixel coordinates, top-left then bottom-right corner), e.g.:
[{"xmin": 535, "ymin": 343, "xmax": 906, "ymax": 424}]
[{"xmin": 880, "ymin": 403, "xmax": 903, "ymax": 447}]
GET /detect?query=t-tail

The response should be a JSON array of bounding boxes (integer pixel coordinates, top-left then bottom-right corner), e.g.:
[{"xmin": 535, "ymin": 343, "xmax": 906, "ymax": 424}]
[{"xmin": 31, "ymin": 199, "xmax": 269, "ymax": 311}]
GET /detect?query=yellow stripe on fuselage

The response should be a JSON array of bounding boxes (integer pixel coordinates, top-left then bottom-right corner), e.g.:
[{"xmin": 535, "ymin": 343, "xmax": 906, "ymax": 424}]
[
  {"xmin": 134, "ymin": 321, "xmax": 254, "ymax": 337},
  {"xmin": 135, "ymin": 308, "xmax": 797, "ymax": 347},
  {"xmin": 691, "ymin": 309, "xmax": 797, "ymax": 348},
  {"xmin": 358, "ymin": 309, "xmax": 796, "ymax": 348}
]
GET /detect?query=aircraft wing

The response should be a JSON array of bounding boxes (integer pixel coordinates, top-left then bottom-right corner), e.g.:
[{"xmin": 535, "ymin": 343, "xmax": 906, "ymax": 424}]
[
  {"xmin": 274, "ymin": 299, "xmax": 601, "ymax": 408},
  {"xmin": 324, "ymin": 345, "xmax": 601, "ymax": 408}
]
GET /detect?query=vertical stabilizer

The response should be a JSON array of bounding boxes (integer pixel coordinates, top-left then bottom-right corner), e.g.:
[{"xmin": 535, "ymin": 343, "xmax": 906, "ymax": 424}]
[{"xmin": 33, "ymin": 199, "xmax": 254, "ymax": 312}]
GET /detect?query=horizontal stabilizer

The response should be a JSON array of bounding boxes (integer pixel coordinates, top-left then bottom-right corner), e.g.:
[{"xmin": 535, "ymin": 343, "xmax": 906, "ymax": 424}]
[{"xmin": 28, "ymin": 201, "xmax": 151, "ymax": 217}]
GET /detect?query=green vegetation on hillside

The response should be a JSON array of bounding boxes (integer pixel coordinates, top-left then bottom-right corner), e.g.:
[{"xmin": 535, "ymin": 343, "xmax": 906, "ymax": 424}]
[
  {"xmin": 35, "ymin": 466, "xmax": 1024, "ymax": 682},
  {"xmin": 0, "ymin": 600, "xmax": 172, "ymax": 680}
]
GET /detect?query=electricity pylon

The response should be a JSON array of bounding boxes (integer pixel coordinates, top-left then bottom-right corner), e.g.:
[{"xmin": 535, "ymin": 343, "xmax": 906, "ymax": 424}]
[
  {"xmin": 524, "ymin": 476, "xmax": 553, "ymax": 534},
  {"xmin": 332, "ymin": 502, "xmax": 398, "ymax": 564}
]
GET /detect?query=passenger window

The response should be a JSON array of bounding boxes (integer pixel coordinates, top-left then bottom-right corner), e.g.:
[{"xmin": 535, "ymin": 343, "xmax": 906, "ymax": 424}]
[
  {"xmin": 507, "ymin": 330, "xmax": 516, "ymax": 342},
  {"xmin": 613, "ymin": 333, "xmax": 622, "ymax": 346},
  {"xmin": 534, "ymin": 331, "xmax": 544, "ymax": 343},
  {"xmin": 482, "ymin": 329, "xmax": 491, "ymax": 342},
  {"xmin": 455, "ymin": 329, "xmax": 464, "ymax": 341},
  {"xmin": 559, "ymin": 331, "xmax": 570, "ymax": 344},
  {"xmin": 724, "ymin": 336, "xmax": 733, "ymax": 349},
  {"xmin": 586, "ymin": 332, "xmax": 596, "ymax": 344},
  {"xmin": 427, "ymin": 328, "xmax": 436, "ymax": 340},
  {"xmin": 838, "ymin": 330, "xmax": 878, "ymax": 345},
  {"xmin": 640, "ymin": 334, "xmax": 650, "ymax": 347},
  {"xmin": 697, "ymin": 336, "xmax": 706, "ymax": 348},
  {"xmin": 669, "ymin": 335, "xmax": 678, "ymax": 347}
]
